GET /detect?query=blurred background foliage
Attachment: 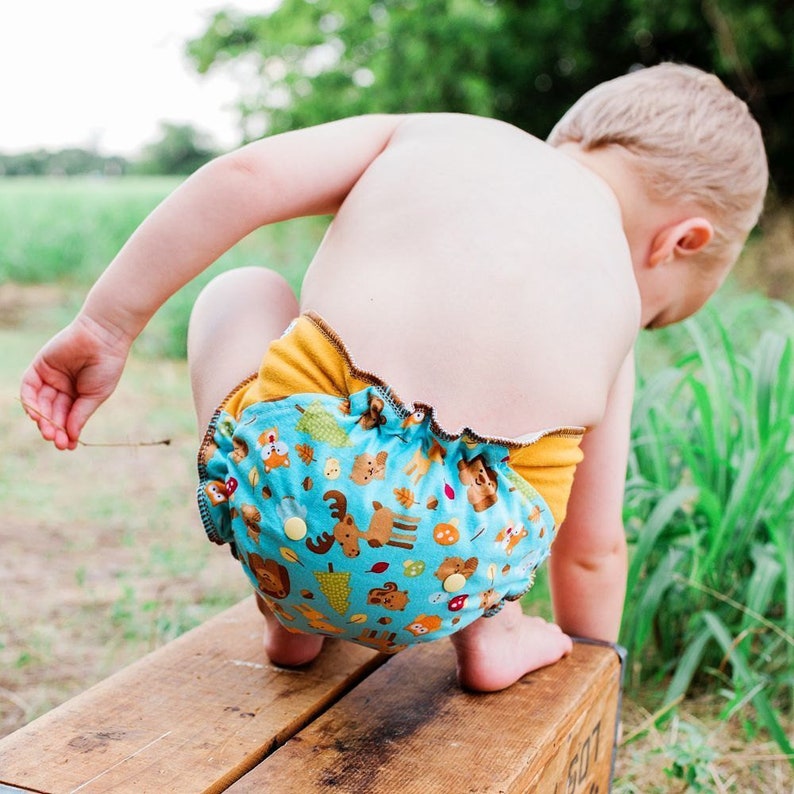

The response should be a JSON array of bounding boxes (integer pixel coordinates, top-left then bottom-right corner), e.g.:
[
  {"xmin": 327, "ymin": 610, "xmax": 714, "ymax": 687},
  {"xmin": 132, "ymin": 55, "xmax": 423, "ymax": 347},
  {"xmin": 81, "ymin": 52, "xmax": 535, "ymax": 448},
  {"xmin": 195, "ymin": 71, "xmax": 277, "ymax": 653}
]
[
  {"xmin": 186, "ymin": 0, "xmax": 794, "ymax": 196},
  {"xmin": 3, "ymin": 0, "xmax": 791, "ymax": 201}
]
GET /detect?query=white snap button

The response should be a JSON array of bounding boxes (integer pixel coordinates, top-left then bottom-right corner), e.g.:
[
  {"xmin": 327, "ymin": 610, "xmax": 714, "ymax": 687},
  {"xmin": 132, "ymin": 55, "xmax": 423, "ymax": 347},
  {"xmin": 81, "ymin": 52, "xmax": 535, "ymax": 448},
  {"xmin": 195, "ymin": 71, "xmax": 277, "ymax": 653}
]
[
  {"xmin": 443, "ymin": 573, "xmax": 467, "ymax": 593},
  {"xmin": 284, "ymin": 516, "xmax": 307, "ymax": 541}
]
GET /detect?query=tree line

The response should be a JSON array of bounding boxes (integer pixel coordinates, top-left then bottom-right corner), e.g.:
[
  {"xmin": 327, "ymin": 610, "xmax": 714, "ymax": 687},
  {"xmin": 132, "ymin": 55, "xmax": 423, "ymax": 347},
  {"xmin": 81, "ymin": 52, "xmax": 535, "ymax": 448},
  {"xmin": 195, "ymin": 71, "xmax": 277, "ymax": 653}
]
[{"xmin": 0, "ymin": 123, "xmax": 219, "ymax": 178}]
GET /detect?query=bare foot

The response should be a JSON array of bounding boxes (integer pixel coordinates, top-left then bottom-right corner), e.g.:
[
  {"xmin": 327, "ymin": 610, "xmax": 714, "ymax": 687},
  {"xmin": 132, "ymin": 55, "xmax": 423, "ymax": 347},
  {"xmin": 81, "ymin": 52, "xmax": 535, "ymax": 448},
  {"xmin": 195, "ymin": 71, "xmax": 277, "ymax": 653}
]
[
  {"xmin": 263, "ymin": 620, "xmax": 325, "ymax": 667},
  {"xmin": 450, "ymin": 601, "xmax": 573, "ymax": 692},
  {"xmin": 255, "ymin": 594, "xmax": 325, "ymax": 667}
]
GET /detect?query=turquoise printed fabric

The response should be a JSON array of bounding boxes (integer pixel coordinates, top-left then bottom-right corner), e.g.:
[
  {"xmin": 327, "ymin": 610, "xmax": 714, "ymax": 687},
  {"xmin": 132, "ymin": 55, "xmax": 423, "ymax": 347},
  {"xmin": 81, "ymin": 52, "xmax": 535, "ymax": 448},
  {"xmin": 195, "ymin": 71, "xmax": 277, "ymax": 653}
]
[{"xmin": 198, "ymin": 385, "xmax": 556, "ymax": 653}]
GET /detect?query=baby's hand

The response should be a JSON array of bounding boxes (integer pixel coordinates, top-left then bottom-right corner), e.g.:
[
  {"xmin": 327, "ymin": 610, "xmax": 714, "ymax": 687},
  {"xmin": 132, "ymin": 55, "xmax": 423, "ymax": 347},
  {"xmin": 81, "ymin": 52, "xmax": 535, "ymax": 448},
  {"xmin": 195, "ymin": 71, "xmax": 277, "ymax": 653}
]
[{"xmin": 20, "ymin": 314, "xmax": 131, "ymax": 450}]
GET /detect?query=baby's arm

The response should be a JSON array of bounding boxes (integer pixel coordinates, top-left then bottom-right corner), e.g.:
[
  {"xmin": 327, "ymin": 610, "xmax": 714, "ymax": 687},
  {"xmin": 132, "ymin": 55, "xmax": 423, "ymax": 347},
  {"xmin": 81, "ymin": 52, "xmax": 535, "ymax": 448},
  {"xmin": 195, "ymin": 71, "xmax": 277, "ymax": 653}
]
[
  {"xmin": 81, "ymin": 114, "xmax": 404, "ymax": 343},
  {"xmin": 547, "ymin": 354, "xmax": 634, "ymax": 642},
  {"xmin": 21, "ymin": 115, "xmax": 404, "ymax": 449}
]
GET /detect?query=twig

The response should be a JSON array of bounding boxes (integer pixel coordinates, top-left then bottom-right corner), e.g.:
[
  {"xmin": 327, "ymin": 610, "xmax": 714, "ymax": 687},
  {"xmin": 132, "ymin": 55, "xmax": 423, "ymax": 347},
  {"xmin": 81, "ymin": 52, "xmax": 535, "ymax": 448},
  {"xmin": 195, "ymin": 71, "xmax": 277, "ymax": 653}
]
[
  {"xmin": 0, "ymin": 685, "xmax": 32, "ymax": 714},
  {"xmin": 707, "ymin": 762, "xmax": 729, "ymax": 794},
  {"xmin": 701, "ymin": 0, "xmax": 761, "ymax": 102},
  {"xmin": 621, "ymin": 695, "xmax": 684, "ymax": 745},
  {"xmin": 673, "ymin": 573, "xmax": 794, "ymax": 647},
  {"xmin": 18, "ymin": 398, "xmax": 171, "ymax": 447}
]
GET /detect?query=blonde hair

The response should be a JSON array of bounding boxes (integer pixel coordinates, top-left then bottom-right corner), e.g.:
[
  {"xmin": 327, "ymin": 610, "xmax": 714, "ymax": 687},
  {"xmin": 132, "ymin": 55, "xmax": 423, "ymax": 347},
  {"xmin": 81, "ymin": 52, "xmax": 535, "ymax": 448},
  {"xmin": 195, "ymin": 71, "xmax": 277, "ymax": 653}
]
[{"xmin": 548, "ymin": 63, "xmax": 768, "ymax": 269}]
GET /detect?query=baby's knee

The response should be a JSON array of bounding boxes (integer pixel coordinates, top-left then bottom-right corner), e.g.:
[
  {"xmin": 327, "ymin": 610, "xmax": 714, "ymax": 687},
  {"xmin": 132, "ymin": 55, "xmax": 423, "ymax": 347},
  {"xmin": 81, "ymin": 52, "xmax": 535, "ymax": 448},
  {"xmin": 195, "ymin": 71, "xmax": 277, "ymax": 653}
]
[
  {"xmin": 196, "ymin": 266, "xmax": 295, "ymax": 309},
  {"xmin": 189, "ymin": 267, "xmax": 298, "ymax": 343}
]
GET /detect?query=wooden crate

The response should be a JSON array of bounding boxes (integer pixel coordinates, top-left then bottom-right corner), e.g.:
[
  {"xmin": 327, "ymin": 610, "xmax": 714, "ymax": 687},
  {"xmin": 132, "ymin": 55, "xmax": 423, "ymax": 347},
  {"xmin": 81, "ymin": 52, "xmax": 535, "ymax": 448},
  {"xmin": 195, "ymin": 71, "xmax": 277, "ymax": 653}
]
[{"xmin": 0, "ymin": 597, "xmax": 624, "ymax": 793}]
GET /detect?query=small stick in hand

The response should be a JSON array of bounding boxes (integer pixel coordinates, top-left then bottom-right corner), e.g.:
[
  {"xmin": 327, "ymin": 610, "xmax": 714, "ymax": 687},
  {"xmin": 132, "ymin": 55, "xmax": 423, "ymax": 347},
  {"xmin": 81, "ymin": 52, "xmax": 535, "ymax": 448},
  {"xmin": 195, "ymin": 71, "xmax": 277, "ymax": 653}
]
[{"xmin": 18, "ymin": 398, "xmax": 172, "ymax": 447}]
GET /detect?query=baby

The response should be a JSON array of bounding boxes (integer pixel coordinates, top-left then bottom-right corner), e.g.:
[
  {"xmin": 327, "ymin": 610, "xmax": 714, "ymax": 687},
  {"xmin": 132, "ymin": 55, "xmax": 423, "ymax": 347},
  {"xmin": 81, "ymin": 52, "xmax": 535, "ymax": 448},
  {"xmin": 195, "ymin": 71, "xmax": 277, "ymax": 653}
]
[{"xmin": 21, "ymin": 63, "xmax": 766, "ymax": 692}]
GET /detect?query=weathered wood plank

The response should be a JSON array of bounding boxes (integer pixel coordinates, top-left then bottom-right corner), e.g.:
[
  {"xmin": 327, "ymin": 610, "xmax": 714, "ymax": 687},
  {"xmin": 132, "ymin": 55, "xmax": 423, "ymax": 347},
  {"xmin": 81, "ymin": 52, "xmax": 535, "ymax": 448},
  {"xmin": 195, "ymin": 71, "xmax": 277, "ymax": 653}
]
[
  {"xmin": 0, "ymin": 597, "xmax": 382, "ymax": 794},
  {"xmin": 227, "ymin": 639, "xmax": 623, "ymax": 794}
]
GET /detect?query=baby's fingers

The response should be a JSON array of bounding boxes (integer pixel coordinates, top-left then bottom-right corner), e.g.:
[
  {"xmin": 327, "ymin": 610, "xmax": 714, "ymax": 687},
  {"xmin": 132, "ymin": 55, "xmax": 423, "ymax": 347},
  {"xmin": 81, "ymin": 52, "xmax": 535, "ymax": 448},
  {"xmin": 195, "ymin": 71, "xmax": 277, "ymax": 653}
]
[
  {"xmin": 52, "ymin": 390, "xmax": 80, "ymax": 450},
  {"xmin": 20, "ymin": 377, "xmax": 77, "ymax": 450},
  {"xmin": 64, "ymin": 396, "xmax": 103, "ymax": 450},
  {"xmin": 19, "ymin": 375, "xmax": 51, "ymax": 435}
]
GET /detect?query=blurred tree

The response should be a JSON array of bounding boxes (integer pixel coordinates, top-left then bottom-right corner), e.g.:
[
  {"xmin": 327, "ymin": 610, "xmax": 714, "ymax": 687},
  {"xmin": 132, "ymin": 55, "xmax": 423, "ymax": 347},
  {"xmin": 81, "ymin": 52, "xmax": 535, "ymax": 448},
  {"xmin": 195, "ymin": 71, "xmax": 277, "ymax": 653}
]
[
  {"xmin": 187, "ymin": 0, "xmax": 502, "ymax": 136},
  {"xmin": 187, "ymin": 0, "xmax": 793, "ymax": 195},
  {"xmin": 135, "ymin": 122, "xmax": 220, "ymax": 175},
  {"xmin": 0, "ymin": 148, "xmax": 128, "ymax": 177}
]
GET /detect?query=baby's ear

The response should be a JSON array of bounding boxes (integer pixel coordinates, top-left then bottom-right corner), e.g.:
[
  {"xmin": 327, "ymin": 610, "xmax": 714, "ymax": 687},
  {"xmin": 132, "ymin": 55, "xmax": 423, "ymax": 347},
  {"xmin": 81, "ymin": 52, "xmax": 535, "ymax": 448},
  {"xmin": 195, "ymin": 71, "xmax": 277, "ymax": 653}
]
[
  {"xmin": 674, "ymin": 218, "xmax": 713, "ymax": 257},
  {"xmin": 649, "ymin": 217, "xmax": 714, "ymax": 267}
]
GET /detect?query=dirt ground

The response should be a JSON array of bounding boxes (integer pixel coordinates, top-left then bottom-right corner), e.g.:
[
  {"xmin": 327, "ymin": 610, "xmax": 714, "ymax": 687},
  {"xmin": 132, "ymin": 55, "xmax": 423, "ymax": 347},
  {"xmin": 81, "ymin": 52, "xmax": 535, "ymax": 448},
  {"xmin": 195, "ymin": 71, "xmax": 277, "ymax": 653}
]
[
  {"xmin": 0, "ymin": 284, "xmax": 248, "ymax": 738},
  {"xmin": 1, "ymin": 285, "xmax": 791, "ymax": 791}
]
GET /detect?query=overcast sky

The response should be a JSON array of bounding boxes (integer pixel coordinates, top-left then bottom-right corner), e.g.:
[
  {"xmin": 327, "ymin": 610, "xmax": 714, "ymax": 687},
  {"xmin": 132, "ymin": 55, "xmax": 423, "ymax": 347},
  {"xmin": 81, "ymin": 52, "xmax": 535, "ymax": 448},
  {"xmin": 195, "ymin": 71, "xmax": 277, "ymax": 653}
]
[{"xmin": 1, "ymin": 0, "xmax": 270, "ymax": 156}]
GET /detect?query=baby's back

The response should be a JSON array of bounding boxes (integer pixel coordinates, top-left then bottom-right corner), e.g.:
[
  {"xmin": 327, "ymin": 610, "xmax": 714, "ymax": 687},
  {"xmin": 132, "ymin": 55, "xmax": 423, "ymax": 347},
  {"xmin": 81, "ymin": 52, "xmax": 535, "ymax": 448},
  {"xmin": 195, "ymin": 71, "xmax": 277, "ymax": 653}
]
[{"xmin": 300, "ymin": 114, "xmax": 639, "ymax": 437}]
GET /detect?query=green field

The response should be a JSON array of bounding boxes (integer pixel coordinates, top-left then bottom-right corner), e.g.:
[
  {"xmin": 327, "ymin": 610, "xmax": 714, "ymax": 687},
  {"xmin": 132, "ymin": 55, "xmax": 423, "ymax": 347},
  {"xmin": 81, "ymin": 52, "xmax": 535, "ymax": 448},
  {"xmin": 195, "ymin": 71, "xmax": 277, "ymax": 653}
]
[
  {"xmin": 0, "ymin": 176, "xmax": 326, "ymax": 357},
  {"xmin": 1, "ymin": 176, "xmax": 792, "ymax": 790}
]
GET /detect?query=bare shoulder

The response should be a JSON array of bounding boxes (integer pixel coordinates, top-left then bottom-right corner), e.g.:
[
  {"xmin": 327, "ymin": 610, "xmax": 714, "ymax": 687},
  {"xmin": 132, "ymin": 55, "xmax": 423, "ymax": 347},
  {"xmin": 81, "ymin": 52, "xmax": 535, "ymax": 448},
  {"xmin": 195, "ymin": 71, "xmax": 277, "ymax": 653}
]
[
  {"xmin": 389, "ymin": 112, "xmax": 539, "ymax": 151},
  {"xmin": 393, "ymin": 111, "xmax": 525, "ymax": 134},
  {"xmin": 389, "ymin": 114, "xmax": 623, "ymax": 223}
]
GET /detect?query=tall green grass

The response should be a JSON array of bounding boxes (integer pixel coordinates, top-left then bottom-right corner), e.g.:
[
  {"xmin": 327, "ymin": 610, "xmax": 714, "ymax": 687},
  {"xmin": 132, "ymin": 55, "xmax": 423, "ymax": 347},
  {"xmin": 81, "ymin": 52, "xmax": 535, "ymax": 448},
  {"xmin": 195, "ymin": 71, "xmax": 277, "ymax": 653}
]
[
  {"xmin": 0, "ymin": 177, "xmax": 177, "ymax": 285},
  {"xmin": 624, "ymin": 295, "xmax": 794, "ymax": 760},
  {"xmin": 0, "ymin": 176, "xmax": 327, "ymax": 356}
]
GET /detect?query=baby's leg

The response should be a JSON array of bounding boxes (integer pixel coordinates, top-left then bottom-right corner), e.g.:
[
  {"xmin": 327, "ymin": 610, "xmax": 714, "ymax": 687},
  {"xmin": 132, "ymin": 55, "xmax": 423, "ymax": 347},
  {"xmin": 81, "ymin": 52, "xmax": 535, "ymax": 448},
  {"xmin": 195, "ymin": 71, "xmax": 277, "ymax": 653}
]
[
  {"xmin": 188, "ymin": 266, "xmax": 324, "ymax": 667},
  {"xmin": 188, "ymin": 266, "xmax": 298, "ymax": 429},
  {"xmin": 254, "ymin": 593, "xmax": 325, "ymax": 667},
  {"xmin": 450, "ymin": 600, "xmax": 573, "ymax": 692}
]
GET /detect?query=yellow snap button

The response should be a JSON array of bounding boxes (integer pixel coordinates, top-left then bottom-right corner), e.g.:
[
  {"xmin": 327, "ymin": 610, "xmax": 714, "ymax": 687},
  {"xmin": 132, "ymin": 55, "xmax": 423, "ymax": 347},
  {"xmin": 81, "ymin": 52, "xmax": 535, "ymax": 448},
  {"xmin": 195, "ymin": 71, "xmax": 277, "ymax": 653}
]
[
  {"xmin": 284, "ymin": 516, "xmax": 307, "ymax": 541},
  {"xmin": 443, "ymin": 573, "xmax": 467, "ymax": 593}
]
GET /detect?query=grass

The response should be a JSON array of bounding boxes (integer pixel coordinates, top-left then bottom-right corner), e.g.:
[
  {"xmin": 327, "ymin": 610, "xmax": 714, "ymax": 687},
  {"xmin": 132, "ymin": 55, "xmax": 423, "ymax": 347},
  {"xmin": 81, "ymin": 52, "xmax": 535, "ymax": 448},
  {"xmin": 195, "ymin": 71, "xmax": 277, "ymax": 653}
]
[
  {"xmin": 0, "ymin": 315, "xmax": 250, "ymax": 736},
  {"xmin": 0, "ymin": 176, "xmax": 327, "ymax": 357},
  {"xmin": 0, "ymin": 177, "xmax": 177, "ymax": 285},
  {"xmin": 623, "ymin": 295, "xmax": 794, "ymax": 763}
]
